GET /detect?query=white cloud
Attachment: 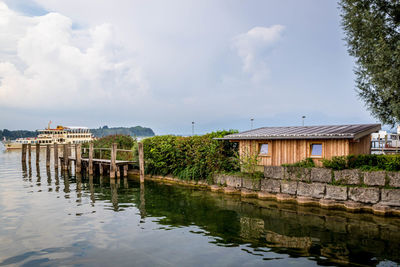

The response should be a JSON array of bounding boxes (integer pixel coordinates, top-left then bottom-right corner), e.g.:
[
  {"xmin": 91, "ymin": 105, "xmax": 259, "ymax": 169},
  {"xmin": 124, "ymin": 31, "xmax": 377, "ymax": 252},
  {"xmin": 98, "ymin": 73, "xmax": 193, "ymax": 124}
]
[
  {"xmin": 233, "ymin": 25, "xmax": 284, "ymax": 83},
  {"xmin": 0, "ymin": 2, "xmax": 148, "ymax": 109}
]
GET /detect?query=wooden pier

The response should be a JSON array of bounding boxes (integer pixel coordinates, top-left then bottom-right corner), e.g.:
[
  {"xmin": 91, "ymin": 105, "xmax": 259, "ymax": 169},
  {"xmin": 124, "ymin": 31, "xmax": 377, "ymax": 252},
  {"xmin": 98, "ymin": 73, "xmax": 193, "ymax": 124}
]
[{"xmin": 21, "ymin": 142, "xmax": 145, "ymax": 181}]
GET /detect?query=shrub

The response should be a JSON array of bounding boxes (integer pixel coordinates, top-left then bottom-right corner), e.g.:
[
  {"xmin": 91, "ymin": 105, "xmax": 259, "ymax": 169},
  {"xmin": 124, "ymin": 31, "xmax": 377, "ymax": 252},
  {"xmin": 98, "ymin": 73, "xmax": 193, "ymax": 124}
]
[
  {"xmin": 322, "ymin": 154, "xmax": 400, "ymax": 171},
  {"xmin": 282, "ymin": 158, "xmax": 315, "ymax": 168},
  {"xmin": 142, "ymin": 130, "xmax": 239, "ymax": 181},
  {"xmin": 322, "ymin": 156, "xmax": 347, "ymax": 170}
]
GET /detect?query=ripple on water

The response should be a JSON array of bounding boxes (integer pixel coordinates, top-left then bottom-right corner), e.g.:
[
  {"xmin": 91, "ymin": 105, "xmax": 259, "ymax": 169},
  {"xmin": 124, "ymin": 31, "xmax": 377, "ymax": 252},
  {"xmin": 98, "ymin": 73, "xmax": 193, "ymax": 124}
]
[{"xmin": 0, "ymin": 149, "xmax": 400, "ymax": 266}]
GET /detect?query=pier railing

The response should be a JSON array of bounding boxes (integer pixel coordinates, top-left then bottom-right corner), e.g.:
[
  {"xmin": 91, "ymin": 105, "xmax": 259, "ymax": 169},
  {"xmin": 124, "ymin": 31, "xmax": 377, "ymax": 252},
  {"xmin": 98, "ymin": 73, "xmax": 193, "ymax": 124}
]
[{"xmin": 21, "ymin": 142, "xmax": 145, "ymax": 181}]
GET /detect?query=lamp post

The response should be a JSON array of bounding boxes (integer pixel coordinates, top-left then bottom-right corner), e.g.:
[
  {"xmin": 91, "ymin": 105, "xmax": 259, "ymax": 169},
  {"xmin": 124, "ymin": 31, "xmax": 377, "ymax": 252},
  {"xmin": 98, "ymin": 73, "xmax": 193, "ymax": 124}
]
[
  {"xmin": 302, "ymin": 116, "xmax": 306, "ymax": 126},
  {"xmin": 250, "ymin": 118, "xmax": 254, "ymax": 130},
  {"xmin": 192, "ymin": 121, "xmax": 195, "ymax": 136}
]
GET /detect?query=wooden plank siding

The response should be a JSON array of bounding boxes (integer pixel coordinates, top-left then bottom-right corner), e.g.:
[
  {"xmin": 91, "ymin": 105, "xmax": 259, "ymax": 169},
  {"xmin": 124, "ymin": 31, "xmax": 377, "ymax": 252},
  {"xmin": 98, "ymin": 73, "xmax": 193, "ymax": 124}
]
[{"xmin": 238, "ymin": 135, "xmax": 372, "ymax": 167}]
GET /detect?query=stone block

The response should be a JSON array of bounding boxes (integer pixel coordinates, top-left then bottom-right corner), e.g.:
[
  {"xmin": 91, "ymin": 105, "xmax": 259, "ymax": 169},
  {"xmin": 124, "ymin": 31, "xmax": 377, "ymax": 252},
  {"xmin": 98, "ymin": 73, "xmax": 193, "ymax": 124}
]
[
  {"xmin": 333, "ymin": 169, "xmax": 361, "ymax": 185},
  {"xmin": 261, "ymin": 179, "xmax": 281, "ymax": 193},
  {"xmin": 325, "ymin": 185, "xmax": 348, "ymax": 201},
  {"xmin": 363, "ymin": 171, "xmax": 386, "ymax": 186},
  {"xmin": 225, "ymin": 175, "xmax": 242, "ymax": 188},
  {"xmin": 284, "ymin": 167, "xmax": 311, "ymax": 182},
  {"xmin": 214, "ymin": 174, "xmax": 226, "ymax": 185},
  {"xmin": 348, "ymin": 187, "xmax": 380, "ymax": 204},
  {"xmin": 381, "ymin": 189, "xmax": 400, "ymax": 206},
  {"xmin": 310, "ymin": 168, "xmax": 332, "ymax": 183},
  {"xmin": 297, "ymin": 182, "xmax": 325, "ymax": 199},
  {"xmin": 264, "ymin": 166, "xmax": 284, "ymax": 179},
  {"xmin": 281, "ymin": 181, "xmax": 298, "ymax": 195},
  {"xmin": 387, "ymin": 172, "xmax": 400, "ymax": 188},
  {"xmin": 242, "ymin": 178, "xmax": 261, "ymax": 191}
]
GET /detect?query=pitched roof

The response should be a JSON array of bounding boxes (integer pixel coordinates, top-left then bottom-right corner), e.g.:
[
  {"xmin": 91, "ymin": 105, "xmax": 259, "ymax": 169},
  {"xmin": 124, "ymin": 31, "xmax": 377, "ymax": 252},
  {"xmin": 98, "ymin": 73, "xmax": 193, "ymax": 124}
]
[{"xmin": 217, "ymin": 124, "xmax": 381, "ymax": 140}]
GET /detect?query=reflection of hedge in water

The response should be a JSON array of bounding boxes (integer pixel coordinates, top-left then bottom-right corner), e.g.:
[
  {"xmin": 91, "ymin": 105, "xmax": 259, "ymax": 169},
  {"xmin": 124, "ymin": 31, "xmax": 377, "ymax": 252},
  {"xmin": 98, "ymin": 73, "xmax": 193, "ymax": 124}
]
[
  {"xmin": 83, "ymin": 179, "xmax": 400, "ymax": 265},
  {"xmin": 82, "ymin": 135, "xmax": 136, "ymax": 161},
  {"xmin": 142, "ymin": 130, "xmax": 239, "ymax": 181}
]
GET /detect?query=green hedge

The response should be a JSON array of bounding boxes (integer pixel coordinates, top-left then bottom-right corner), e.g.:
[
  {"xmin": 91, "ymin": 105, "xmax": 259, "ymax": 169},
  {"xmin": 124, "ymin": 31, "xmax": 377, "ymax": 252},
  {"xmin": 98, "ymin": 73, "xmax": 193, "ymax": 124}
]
[
  {"xmin": 142, "ymin": 130, "xmax": 239, "ymax": 181},
  {"xmin": 322, "ymin": 154, "xmax": 400, "ymax": 171},
  {"xmin": 282, "ymin": 158, "xmax": 316, "ymax": 168}
]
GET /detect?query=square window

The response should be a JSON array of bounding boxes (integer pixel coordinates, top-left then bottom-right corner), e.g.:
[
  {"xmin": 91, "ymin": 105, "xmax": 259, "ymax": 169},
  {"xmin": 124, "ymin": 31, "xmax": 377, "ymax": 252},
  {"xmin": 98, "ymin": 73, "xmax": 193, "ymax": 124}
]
[
  {"xmin": 311, "ymin": 143, "xmax": 322, "ymax": 157},
  {"xmin": 259, "ymin": 143, "xmax": 269, "ymax": 155}
]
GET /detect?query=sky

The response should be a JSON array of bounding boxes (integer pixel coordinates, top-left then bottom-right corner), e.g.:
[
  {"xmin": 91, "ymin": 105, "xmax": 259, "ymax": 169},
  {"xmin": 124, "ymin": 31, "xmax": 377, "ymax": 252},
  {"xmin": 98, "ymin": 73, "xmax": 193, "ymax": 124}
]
[{"xmin": 0, "ymin": 0, "xmax": 380, "ymax": 135}]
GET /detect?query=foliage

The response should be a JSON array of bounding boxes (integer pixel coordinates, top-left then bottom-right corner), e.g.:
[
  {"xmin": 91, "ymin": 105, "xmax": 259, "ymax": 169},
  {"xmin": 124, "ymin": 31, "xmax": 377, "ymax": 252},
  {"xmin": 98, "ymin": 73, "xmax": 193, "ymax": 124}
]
[
  {"xmin": 322, "ymin": 154, "xmax": 400, "ymax": 171},
  {"xmin": 282, "ymin": 158, "xmax": 316, "ymax": 168},
  {"xmin": 83, "ymin": 134, "xmax": 136, "ymax": 161},
  {"xmin": 142, "ymin": 130, "xmax": 239, "ymax": 181},
  {"xmin": 239, "ymin": 148, "xmax": 262, "ymax": 180},
  {"xmin": 339, "ymin": 0, "xmax": 400, "ymax": 125}
]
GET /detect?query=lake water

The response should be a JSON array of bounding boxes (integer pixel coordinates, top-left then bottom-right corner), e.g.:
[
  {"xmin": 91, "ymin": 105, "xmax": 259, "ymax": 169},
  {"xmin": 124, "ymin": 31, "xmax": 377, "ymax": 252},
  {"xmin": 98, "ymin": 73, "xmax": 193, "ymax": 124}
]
[{"xmin": 1, "ymin": 147, "xmax": 400, "ymax": 266}]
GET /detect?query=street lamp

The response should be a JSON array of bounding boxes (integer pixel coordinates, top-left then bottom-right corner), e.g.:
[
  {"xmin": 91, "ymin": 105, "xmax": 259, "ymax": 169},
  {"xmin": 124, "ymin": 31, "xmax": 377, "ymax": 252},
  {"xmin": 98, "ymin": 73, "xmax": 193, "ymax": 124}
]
[
  {"xmin": 302, "ymin": 116, "xmax": 306, "ymax": 126},
  {"xmin": 192, "ymin": 121, "xmax": 195, "ymax": 136},
  {"xmin": 250, "ymin": 118, "xmax": 254, "ymax": 130}
]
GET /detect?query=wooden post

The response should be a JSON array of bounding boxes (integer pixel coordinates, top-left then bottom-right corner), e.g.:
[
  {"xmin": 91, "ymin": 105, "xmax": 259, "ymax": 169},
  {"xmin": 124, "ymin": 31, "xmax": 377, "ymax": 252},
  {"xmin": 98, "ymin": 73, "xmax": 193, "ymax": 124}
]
[
  {"xmin": 46, "ymin": 145, "xmax": 51, "ymax": 167},
  {"xmin": 28, "ymin": 144, "xmax": 31, "ymax": 163},
  {"xmin": 63, "ymin": 144, "xmax": 68, "ymax": 171},
  {"xmin": 76, "ymin": 144, "xmax": 81, "ymax": 173},
  {"xmin": 116, "ymin": 166, "xmax": 121, "ymax": 178},
  {"xmin": 54, "ymin": 143, "xmax": 58, "ymax": 168},
  {"xmin": 89, "ymin": 143, "xmax": 93, "ymax": 175},
  {"xmin": 22, "ymin": 144, "xmax": 27, "ymax": 162},
  {"xmin": 99, "ymin": 163, "xmax": 103, "ymax": 175},
  {"xmin": 123, "ymin": 165, "xmax": 128, "ymax": 177},
  {"xmin": 35, "ymin": 143, "xmax": 40, "ymax": 164},
  {"xmin": 138, "ymin": 142, "xmax": 144, "ymax": 183},
  {"xmin": 67, "ymin": 144, "xmax": 72, "ymax": 169},
  {"xmin": 110, "ymin": 143, "xmax": 117, "ymax": 178}
]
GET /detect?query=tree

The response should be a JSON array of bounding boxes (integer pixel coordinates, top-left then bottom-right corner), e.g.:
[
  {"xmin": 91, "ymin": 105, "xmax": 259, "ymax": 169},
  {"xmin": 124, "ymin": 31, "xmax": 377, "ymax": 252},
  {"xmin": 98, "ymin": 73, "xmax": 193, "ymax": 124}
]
[{"xmin": 340, "ymin": 0, "xmax": 400, "ymax": 126}]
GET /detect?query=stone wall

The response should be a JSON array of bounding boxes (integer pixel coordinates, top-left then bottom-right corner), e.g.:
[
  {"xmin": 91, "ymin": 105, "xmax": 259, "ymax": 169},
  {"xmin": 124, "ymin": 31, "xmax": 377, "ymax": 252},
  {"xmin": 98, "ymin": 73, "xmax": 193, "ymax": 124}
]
[{"xmin": 214, "ymin": 167, "xmax": 400, "ymax": 212}]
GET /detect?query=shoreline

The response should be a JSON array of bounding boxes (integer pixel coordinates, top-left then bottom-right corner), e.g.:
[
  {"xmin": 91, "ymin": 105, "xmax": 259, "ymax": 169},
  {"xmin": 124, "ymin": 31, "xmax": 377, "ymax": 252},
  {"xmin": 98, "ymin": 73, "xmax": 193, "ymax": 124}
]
[{"xmin": 128, "ymin": 170, "xmax": 400, "ymax": 217}]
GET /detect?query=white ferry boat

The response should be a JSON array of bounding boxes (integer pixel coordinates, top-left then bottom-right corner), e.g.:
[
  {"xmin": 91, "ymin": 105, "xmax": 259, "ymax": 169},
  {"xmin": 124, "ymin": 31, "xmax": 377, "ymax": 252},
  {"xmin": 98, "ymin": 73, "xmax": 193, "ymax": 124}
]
[{"xmin": 3, "ymin": 125, "xmax": 93, "ymax": 150}]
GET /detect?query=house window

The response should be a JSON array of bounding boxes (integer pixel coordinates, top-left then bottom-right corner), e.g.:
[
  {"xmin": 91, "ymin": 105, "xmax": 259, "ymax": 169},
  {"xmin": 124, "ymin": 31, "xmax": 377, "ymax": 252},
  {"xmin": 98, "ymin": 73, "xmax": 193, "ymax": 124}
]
[
  {"xmin": 310, "ymin": 143, "xmax": 323, "ymax": 157},
  {"xmin": 259, "ymin": 143, "xmax": 270, "ymax": 156}
]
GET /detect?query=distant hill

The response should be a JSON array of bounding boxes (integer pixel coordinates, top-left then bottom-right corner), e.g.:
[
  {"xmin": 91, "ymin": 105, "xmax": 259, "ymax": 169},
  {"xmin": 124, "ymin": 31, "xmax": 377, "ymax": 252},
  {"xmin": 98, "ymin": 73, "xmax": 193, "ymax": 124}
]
[
  {"xmin": 0, "ymin": 129, "xmax": 37, "ymax": 140},
  {"xmin": 90, "ymin": 126, "xmax": 155, "ymax": 138},
  {"xmin": 0, "ymin": 126, "xmax": 155, "ymax": 140}
]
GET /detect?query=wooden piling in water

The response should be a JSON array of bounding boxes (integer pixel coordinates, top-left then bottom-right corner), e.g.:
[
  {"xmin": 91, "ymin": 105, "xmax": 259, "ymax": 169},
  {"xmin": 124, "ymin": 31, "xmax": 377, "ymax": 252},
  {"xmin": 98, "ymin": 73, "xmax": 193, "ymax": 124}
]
[
  {"xmin": 76, "ymin": 144, "xmax": 81, "ymax": 173},
  {"xmin": 63, "ymin": 144, "xmax": 68, "ymax": 171},
  {"xmin": 46, "ymin": 145, "xmax": 51, "ymax": 167},
  {"xmin": 138, "ymin": 142, "xmax": 144, "ymax": 183},
  {"xmin": 89, "ymin": 143, "xmax": 94, "ymax": 175},
  {"xmin": 35, "ymin": 143, "xmax": 40, "ymax": 164},
  {"xmin": 99, "ymin": 163, "xmax": 103, "ymax": 175},
  {"xmin": 54, "ymin": 143, "xmax": 58, "ymax": 168},
  {"xmin": 28, "ymin": 144, "xmax": 31, "ymax": 162},
  {"xmin": 116, "ymin": 166, "xmax": 121, "ymax": 178},
  {"xmin": 123, "ymin": 165, "xmax": 128, "ymax": 177},
  {"xmin": 22, "ymin": 144, "xmax": 27, "ymax": 162},
  {"xmin": 110, "ymin": 143, "xmax": 117, "ymax": 178}
]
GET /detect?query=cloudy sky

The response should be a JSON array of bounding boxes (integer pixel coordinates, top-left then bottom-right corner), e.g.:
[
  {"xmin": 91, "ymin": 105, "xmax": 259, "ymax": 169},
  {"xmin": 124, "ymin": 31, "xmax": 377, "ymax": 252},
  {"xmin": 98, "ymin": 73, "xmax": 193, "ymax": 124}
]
[{"xmin": 0, "ymin": 0, "xmax": 378, "ymax": 135}]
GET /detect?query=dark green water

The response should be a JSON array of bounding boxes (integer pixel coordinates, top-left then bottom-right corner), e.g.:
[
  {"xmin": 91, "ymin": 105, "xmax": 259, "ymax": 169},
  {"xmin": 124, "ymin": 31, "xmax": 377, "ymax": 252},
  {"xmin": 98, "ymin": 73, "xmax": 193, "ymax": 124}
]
[{"xmin": 1, "ymin": 149, "xmax": 400, "ymax": 266}]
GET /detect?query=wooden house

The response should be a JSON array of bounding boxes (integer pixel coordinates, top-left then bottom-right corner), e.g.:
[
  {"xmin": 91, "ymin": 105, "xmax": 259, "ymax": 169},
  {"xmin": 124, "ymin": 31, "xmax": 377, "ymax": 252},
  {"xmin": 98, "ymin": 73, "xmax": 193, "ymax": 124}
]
[{"xmin": 218, "ymin": 124, "xmax": 381, "ymax": 167}]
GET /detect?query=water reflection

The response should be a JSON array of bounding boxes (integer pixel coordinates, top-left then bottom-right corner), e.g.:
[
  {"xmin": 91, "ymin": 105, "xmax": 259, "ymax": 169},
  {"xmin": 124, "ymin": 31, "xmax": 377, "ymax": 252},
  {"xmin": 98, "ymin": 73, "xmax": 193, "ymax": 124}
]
[
  {"xmin": 2, "ymin": 149, "xmax": 400, "ymax": 266},
  {"xmin": 110, "ymin": 179, "xmax": 118, "ymax": 211},
  {"xmin": 139, "ymin": 182, "xmax": 146, "ymax": 220}
]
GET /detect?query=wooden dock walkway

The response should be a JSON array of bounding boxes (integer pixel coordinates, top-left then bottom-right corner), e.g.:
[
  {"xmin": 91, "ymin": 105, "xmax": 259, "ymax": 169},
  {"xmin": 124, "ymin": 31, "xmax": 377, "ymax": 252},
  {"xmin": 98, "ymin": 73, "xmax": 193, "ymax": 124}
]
[{"xmin": 21, "ymin": 142, "xmax": 145, "ymax": 181}]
